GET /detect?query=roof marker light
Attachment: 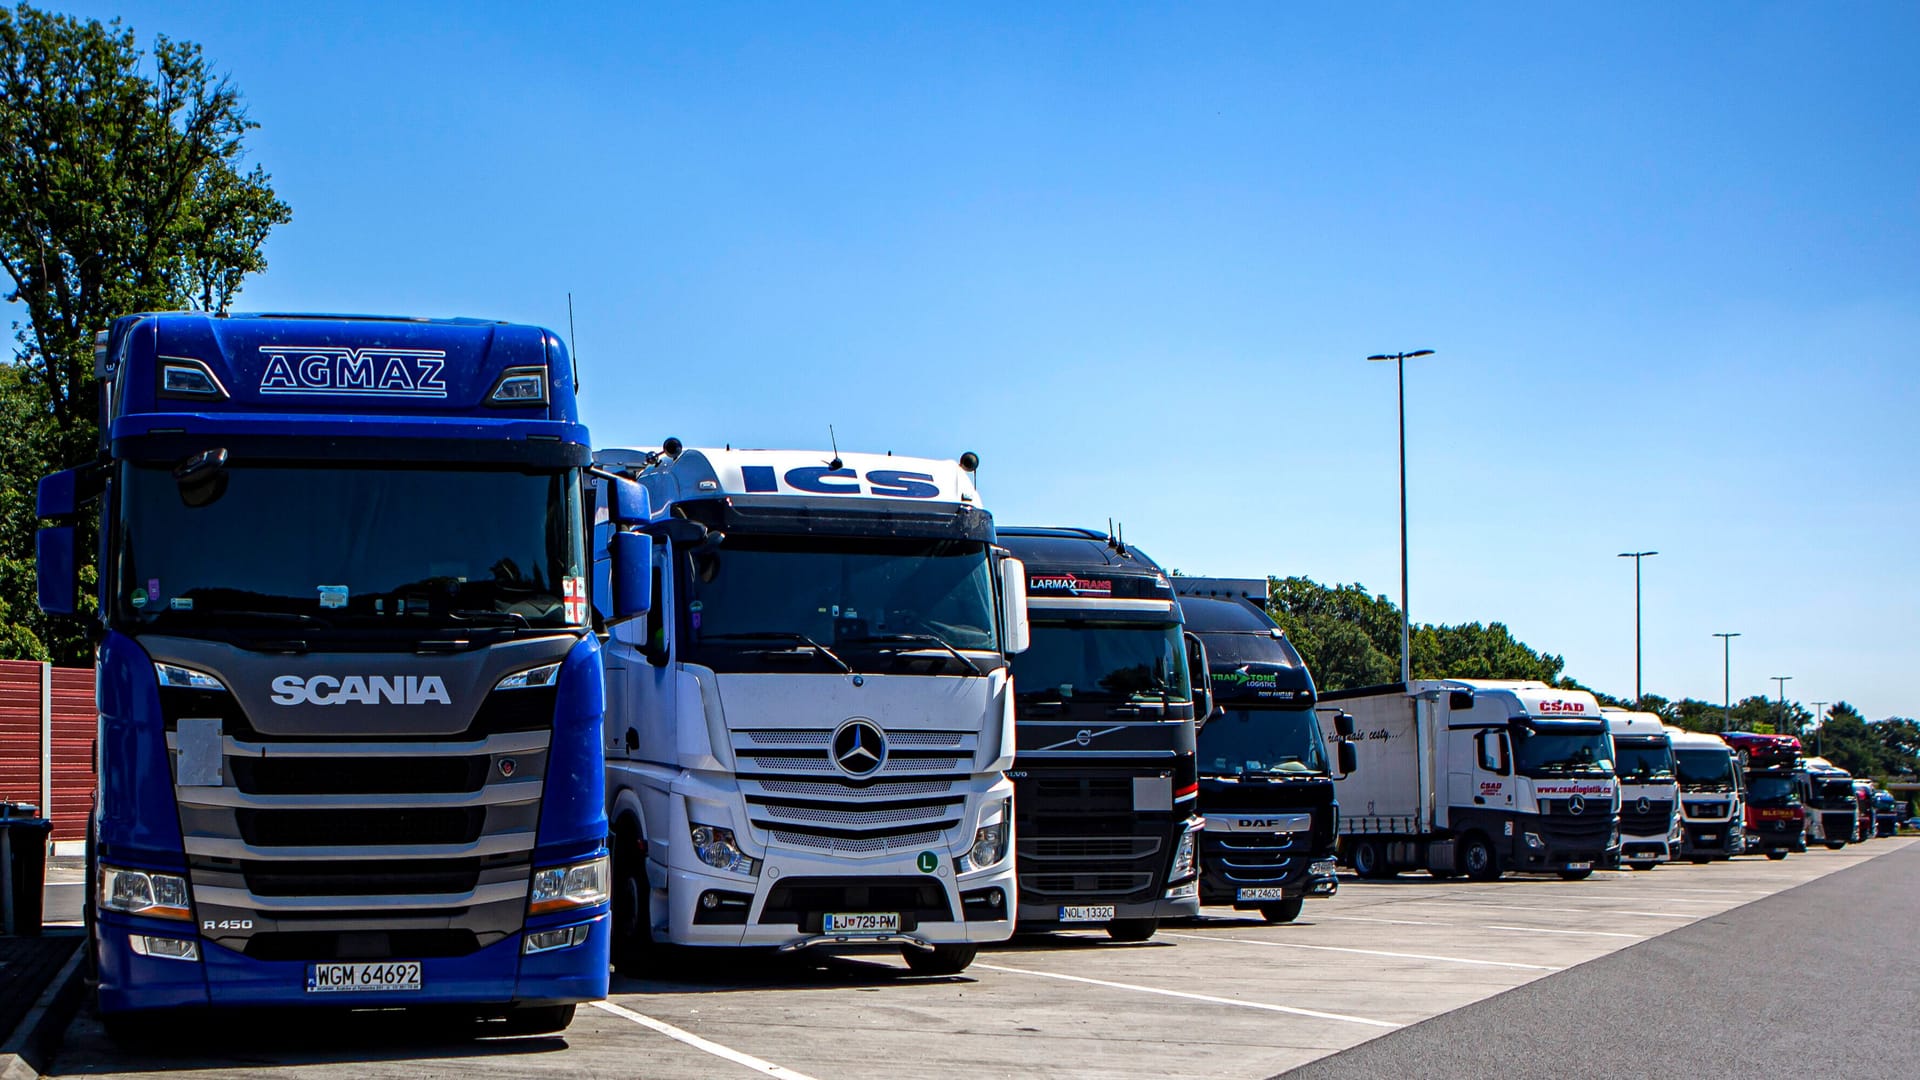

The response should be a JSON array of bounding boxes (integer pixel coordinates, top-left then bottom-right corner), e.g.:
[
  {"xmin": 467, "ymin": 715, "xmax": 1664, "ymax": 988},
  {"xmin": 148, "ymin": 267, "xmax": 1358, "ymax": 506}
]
[
  {"xmin": 158, "ymin": 357, "xmax": 228, "ymax": 400},
  {"xmin": 488, "ymin": 366, "xmax": 548, "ymax": 405}
]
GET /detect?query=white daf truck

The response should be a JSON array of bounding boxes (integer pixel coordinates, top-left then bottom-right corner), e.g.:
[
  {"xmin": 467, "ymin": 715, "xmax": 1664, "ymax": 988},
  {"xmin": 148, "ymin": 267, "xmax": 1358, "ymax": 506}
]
[
  {"xmin": 1320, "ymin": 680, "xmax": 1620, "ymax": 881},
  {"xmin": 593, "ymin": 444, "xmax": 1029, "ymax": 974},
  {"xmin": 1602, "ymin": 709, "xmax": 1681, "ymax": 870}
]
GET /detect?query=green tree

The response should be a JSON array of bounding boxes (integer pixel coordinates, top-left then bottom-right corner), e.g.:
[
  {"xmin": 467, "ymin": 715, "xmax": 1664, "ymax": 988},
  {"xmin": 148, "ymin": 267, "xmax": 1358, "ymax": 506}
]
[
  {"xmin": 1265, "ymin": 577, "xmax": 1399, "ymax": 691},
  {"xmin": 1874, "ymin": 716, "xmax": 1920, "ymax": 777},
  {"xmin": 1411, "ymin": 621, "xmax": 1566, "ymax": 684},
  {"xmin": 0, "ymin": 2, "xmax": 287, "ymax": 663}
]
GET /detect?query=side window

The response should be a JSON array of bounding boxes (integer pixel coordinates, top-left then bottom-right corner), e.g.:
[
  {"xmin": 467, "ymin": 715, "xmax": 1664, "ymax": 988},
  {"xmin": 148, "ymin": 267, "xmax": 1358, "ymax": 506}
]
[{"xmin": 1478, "ymin": 732, "xmax": 1509, "ymax": 774}]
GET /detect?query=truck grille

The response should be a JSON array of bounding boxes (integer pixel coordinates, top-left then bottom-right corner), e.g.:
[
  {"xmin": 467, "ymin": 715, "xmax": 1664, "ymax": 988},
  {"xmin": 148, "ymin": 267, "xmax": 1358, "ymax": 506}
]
[
  {"xmin": 731, "ymin": 727, "xmax": 977, "ymax": 856},
  {"xmin": 1199, "ymin": 833, "xmax": 1305, "ymax": 885},
  {"xmin": 1620, "ymin": 800, "xmax": 1674, "ymax": 835},
  {"xmin": 1683, "ymin": 800, "xmax": 1730, "ymax": 819},
  {"xmin": 1012, "ymin": 767, "xmax": 1178, "ymax": 905}
]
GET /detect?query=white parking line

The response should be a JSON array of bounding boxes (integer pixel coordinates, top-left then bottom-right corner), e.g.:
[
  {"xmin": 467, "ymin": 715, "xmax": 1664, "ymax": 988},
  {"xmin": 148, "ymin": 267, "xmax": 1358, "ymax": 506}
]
[
  {"xmin": 974, "ymin": 962, "xmax": 1401, "ymax": 1028},
  {"xmin": 1483, "ymin": 925, "xmax": 1643, "ymax": 939},
  {"xmin": 1158, "ymin": 931, "xmax": 1564, "ymax": 971},
  {"xmin": 1419, "ymin": 901, "xmax": 1697, "ymax": 919},
  {"xmin": 593, "ymin": 999, "xmax": 820, "ymax": 1080},
  {"xmin": 1317, "ymin": 914, "xmax": 1444, "ymax": 926}
]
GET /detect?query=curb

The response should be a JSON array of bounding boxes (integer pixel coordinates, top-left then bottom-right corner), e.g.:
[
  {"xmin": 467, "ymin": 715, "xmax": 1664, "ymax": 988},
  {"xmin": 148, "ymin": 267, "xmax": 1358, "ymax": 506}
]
[{"xmin": 0, "ymin": 934, "xmax": 86, "ymax": 1080}]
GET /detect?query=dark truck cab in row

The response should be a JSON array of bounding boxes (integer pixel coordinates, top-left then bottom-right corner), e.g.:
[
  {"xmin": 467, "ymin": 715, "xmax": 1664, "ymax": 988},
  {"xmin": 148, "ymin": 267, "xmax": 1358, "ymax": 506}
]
[
  {"xmin": 1174, "ymin": 578, "xmax": 1344, "ymax": 923},
  {"xmin": 1723, "ymin": 731, "xmax": 1805, "ymax": 859}
]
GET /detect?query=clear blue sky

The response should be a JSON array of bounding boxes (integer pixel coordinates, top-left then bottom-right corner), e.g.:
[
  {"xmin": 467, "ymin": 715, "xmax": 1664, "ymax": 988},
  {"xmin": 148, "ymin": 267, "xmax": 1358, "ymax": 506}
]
[{"xmin": 39, "ymin": 1, "xmax": 1920, "ymax": 720}]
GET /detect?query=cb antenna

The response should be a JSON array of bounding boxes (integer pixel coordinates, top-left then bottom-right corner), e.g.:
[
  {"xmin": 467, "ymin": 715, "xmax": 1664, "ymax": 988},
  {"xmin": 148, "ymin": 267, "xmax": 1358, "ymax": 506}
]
[
  {"xmin": 566, "ymin": 293, "xmax": 581, "ymax": 392},
  {"xmin": 827, "ymin": 424, "xmax": 843, "ymax": 470},
  {"xmin": 1116, "ymin": 521, "xmax": 1128, "ymax": 557}
]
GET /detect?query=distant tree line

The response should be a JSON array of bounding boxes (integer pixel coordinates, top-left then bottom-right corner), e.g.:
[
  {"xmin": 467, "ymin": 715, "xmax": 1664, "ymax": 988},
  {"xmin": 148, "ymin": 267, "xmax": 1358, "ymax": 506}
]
[{"xmin": 1263, "ymin": 575, "xmax": 1919, "ymax": 785}]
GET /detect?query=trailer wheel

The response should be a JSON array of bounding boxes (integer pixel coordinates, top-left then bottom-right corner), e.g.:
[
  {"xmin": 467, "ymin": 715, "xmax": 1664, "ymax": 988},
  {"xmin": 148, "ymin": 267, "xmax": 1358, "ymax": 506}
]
[
  {"xmin": 1260, "ymin": 897, "xmax": 1306, "ymax": 923},
  {"xmin": 494, "ymin": 1004, "xmax": 577, "ymax": 1036},
  {"xmin": 1765, "ymin": 850, "xmax": 1788, "ymax": 860},
  {"xmin": 1351, "ymin": 839, "xmax": 1395, "ymax": 879},
  {"xmin": 1462, "ymin": 834, "xmax": 1501, "ymax": 882},
  {"xmin": 1105, "ymin": 919, "xmax": 1157, "ymax": 942},
  {"xmin": 902, "ymin": 944, "xmax": 978, "ymax": 974}
]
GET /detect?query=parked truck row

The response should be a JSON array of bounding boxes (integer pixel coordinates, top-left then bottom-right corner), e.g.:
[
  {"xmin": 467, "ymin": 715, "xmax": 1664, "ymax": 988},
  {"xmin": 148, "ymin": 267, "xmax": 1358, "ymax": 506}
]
[{"xmin": 32, "ymin": 311, "xmax": 1899, "ymax": 1040}]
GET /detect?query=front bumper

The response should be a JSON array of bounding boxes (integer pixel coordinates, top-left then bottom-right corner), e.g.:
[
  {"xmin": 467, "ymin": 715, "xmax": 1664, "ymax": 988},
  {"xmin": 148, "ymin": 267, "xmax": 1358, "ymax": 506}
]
[
  {"xmin": 1016, "ymin": 892, "xmax": 1198, "ymax": 928},
  {"xmin": 1679, "ymin": 820, "xmax": 1739, "ymax": 858},
  {"xmin": 1619, "ymin": 835, "xmax": 1674, "ymax": 864},
  {"xmin": 96, "ymin": 910, "xmax": 609, "ymax": 1015}
]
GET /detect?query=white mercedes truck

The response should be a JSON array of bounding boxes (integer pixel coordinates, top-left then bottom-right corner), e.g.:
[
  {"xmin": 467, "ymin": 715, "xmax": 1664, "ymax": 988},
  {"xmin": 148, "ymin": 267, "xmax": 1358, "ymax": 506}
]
[
  {"xmin": 1602, "ymin": 709, "xmax": 1681, "ymax": 870},
  {"xmin": 1665, "ymin": 726, "xmax": 1745, "ymax": 862},
  {"xmin": 1320, "ymin": 680, "xmax": 1620, "ymax": 881},
  {"xmin": 593, "ymin": 444, "xmax": 1028, "ymax": 975}
]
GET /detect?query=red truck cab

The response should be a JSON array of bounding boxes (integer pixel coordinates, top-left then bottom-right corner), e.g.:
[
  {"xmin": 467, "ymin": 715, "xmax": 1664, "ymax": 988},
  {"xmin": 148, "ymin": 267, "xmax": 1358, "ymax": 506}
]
[{"xmin": 1722, "ymin": 732, "xmax": 1805, "ymax": 859}]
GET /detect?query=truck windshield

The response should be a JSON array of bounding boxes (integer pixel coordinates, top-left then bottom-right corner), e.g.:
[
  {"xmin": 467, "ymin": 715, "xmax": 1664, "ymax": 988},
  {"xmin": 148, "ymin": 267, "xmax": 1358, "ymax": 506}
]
[
  {"xmin": 681, "ymin": 534, "xmax": 998, "ymax": 673},
  {"xmin": 1613, "ymin": 740, "xmax": 1674, "ymax": 781},
  {"xmin": 1012, "ymin": 621, "xmax": 1191, "ymax": 708},
  {"xmin": 1198, "ymin": 707, "xmax": 1326, "ymax": 777},
  {"xmin": 1811, "ymin": 777, "xmax": 1855, "ymax": 807},
  {"xmin": 1674, "ymin": 749, "xmax": 1735, "ymax": 789},
  {"xmin": 117, "ymin": 461, "xmax": 584, "ymax": 633},
  {"xmin": 1512, "ymin": 728, "xmax": 1613, "ymax": 778},
  {"xmin": 1748, "ymin": 776, "xmax": 1799, "ymax": 805}
]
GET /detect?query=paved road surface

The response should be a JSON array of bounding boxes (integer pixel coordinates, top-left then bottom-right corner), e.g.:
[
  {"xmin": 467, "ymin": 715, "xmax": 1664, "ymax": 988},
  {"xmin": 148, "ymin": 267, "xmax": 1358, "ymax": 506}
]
[
  {"xmin": 1285, "ymin": 839, "xmax": 1920, "ymax": 1079},
  {"xmin": 44, "ymin": 839, "xmax": 1915, "ymax": 1079}
]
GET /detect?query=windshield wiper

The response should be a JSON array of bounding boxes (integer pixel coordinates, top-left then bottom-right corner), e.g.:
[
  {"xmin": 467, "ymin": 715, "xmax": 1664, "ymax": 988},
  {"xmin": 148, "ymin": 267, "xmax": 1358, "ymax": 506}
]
[
  {"xmin": 176, "ymin": 609, "xmax": 332, "ymax": 629},
  {"xmin": 700, "ymin": 632, "xmax": 853, "ymax": 674},
  {"xmin": 844, "ymin": 633, "xmax": 982, "ymax": 676},
  {"xmin": 447, "ymin": 609, "xmax": 532, "ymax": 629}
]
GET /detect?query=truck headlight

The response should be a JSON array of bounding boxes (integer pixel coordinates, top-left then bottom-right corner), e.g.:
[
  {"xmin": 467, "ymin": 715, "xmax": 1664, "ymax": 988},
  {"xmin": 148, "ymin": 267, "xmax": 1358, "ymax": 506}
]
[
  {"xmin": 956, "ymin": 798, "xmax": 1012, "ymax": 873},
  {"xmin": 153, "ymin": 663, "xmax": 225, "ymax": 691},
  {"xmin": 689, "ymin": 824, "xmax": 758, "ymax": 876},
  {"xmin": 1524, "ymin": 832, "xmax": 1544, "ymax": 850},
  {"xmin": 99, "ymin": 865, "xmax": 192, "ymax": 920},
  {"xmin": 529, "ymin": 855, "xmax": 610, "ymax": 914},
  {"xmin": 1167, "ymin": 822, "xmax": 1199, "ymax": 883}
]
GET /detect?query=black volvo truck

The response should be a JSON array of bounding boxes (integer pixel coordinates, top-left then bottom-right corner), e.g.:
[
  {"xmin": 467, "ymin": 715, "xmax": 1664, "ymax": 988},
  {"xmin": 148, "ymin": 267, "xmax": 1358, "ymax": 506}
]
[
  {"xmin": 998, "ymin": 528, "xmax": 1206, "ymax": 942},
  {"xmin": 1174, "ymin": 578, "xmax": 1347, "ymax": 923}
]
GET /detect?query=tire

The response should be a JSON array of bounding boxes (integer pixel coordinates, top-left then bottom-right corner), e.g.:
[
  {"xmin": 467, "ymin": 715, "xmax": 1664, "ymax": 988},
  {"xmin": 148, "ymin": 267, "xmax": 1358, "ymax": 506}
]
[
  {"xmin": 1351, "ymin": 840, "xmax": 1395, "ymax": 880},
  {"xmin": 902, "ymin": 944, "xmax": 978, "ymax": 974},
  {"xmin": 1557, "ymin": 868, "xmax": 1594, "ymax": 881},
  {"xmin": 611, "ymin": 824, "xmax": 658, "ymax": 978},
  {"xmin": 1690, "ymin": 858, "xmax": 1710, "ymax": 865},
  {"xmin": 83, "ymin": 817, "xmax": 101, "ymax": 984},
  {"xmin": 1462, "ymin": 834, "xmax": 1501, "ymax": 882},
  {"xmin": 1628, "ymin": 861, "xmax": 1655, "ymax": 871},
  {"xmin": 1826, "ymin": 842, "xmax": 1847, "ymax": 851},
  {"xmin": 1105, "ymin": 919, "xmax": 1157, "ymax": 942},
  {"xmin": 494, "ymin": 1004, "xmax": 576, "ymax": 1036},
  {"xmin": 1766, "ymin": 850, "xmax": 1788, "ymax": 861},
  {"xmin": 102, "ymin": 1009, "xmax": 177, "ymax": 1048},
  {"xmin": 1260, "ymin": 897, "xmax": 1306, "ymax": 923}
]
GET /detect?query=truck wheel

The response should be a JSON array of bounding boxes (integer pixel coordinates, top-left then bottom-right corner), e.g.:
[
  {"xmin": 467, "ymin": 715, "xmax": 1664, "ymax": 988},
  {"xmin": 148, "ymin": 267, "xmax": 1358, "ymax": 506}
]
[
  {"xmin": 1105, "ymin": 919, "xmax": 1157, "ymax": 942},
  {"xmin": 1462, "ymin": 835, "xmax": 1501, "ymax": 882},
  {"xmin": 902, "ymin": 944, "xmax": 978, "ymax": 974},
  {"xmin": 1261, "ymin": 897, "xmax": 1306, "ymax": 923},
  {"xmin": 1557, "ymin": 868, "xmax": 1594, "ymax": 881},
  {"xmin": 1628, "ymin": 861, "xmax": 1655, "ymax": 871},
  {"xmin": 1826, "ymin": 842, "xmax": 1846, "ymax": 850},
  {"xmin": 611, "ymin": 826, "xmax": 658, "ymax": 977},
  {"xmin": 102, "ymin": 1009, "xmax": 175, "ymax": 1048},
  {"xmin": 494, "ymin": 1004, "xmax": 577, "ymax": 1036},
  {"xmin": 1351, "ymin": 840, "xmax": 1395, "ymax": 879},
  {"xmin": 1690, "ymin": 857, "xmax": 1710, "ymax": 865},
  {"xmin": 1766, "ymin": 850, "xmax": 1788, "ymax": 861}
]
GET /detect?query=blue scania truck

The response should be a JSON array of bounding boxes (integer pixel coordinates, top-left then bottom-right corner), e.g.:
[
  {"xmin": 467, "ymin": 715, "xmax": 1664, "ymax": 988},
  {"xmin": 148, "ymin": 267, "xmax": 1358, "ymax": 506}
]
[{"xmin": 35, "ymin": 312, "xmax": 648, "ymax": 1038}]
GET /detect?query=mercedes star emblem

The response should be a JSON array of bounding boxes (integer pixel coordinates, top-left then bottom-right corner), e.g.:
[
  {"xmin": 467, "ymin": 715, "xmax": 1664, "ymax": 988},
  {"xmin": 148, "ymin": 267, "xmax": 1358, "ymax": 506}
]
[
  {"xmin": 1568, "ymin": 794, "xmax": 1587, "ymax": 816},
  {"xmin": 831, "ymin": 718, "xmax": 887, "ymax": 778},
  {"xmin": 1636, "ymin": 796, "xmax": 1650, "ymax": 815}
]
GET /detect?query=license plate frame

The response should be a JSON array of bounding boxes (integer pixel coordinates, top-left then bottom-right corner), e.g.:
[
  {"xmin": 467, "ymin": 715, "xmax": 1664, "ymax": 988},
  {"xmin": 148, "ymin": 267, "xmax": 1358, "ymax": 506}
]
[
  {"xmin": 821, "ymin": 912, "xmax": 900, "ymax": 934},
  {"xmin": 1058, "ymin": 904, "xmax": 1117, "ymax": 923},
  {"xmin": 306, "ymin": 961, "xmax": 423, "ymax": 994},
  {"xmin": 1236, "ymin": 887, "xmax": 1287, "ymax": 902}
]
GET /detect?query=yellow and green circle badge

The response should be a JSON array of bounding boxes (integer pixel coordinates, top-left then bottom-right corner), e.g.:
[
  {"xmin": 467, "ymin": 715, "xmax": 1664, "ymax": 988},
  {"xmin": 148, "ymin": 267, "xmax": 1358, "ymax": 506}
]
[{"xmin": 916, "ymin": 851, "xmax": 939, "ymax": 874}]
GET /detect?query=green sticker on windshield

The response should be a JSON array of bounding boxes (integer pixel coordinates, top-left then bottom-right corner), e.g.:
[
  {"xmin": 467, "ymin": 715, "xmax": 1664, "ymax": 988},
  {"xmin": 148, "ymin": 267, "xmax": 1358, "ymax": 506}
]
[{"xmin": 916, "ymin": 851, "xmax": 939, "ymax": 874}]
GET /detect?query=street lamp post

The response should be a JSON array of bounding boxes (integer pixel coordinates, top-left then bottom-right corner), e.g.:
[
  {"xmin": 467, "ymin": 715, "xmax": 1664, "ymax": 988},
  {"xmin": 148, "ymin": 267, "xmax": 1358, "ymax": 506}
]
[
  {"xmin": 1772, "ymin": 676, "xmax": 1792, "ymax": 733},
  {"xmin": 1713, "ymin": 632, "xmax": 1740, "ymax": 731},
  {"xmin": 1366, "ymin": 349, "xmax": 1435, "ymax": 685},
  {"xmin": 1811, "ymin": 701, "xmax": 1828, "ymax": 756},
  {"xmin": 1617, "ymin": 550, "xmax": 1658, "ymax": 704}
]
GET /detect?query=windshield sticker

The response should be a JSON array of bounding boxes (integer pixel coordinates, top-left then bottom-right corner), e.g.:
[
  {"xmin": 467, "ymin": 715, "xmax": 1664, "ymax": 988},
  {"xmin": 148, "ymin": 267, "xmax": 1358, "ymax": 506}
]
[
  {"xmin": 130, "ymin": 590, "xmax": 147, "ymax": 609},
  {"xmin": 317, "ymin": 585, "xmax": 349, "ymax": 610},
  {"xmin": 170, "ymin": 597, "xmax": 193, "ymax": 611},
  {"xmin": 147, "ymin": 577, "xmax": 160, "ymax": 599},
  {"xmin": 563, "ymin": 575, "xmax": 586, "ymax": 623}
]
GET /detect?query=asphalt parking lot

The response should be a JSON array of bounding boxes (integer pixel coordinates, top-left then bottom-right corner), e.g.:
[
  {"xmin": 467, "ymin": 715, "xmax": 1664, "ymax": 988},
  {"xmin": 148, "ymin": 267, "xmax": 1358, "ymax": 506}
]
[{"xmin": 41, "ymin": 837, "xmax": 1915, "ymax": 1079}]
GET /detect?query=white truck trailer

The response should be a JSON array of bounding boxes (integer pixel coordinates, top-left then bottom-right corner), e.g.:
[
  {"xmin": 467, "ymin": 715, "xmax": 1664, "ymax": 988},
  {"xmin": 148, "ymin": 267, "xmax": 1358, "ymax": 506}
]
[
  {"xmin": 1602, "ymin": 709, "xmax": 1681, "ymax": 870},
  {"xmin": 594, "ymin": 444, "xmax": 1029, "ymax": 974},
  {"xmin": 1320, "ymin": 680, "xmax": 1620, "ymax": 881}
]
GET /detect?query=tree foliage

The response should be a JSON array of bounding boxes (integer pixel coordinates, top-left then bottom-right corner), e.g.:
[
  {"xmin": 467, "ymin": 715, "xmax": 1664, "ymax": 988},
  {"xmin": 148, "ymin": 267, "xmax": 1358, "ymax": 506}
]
[{"xmin": 0, "ymin": 2, "xmax": 286, "ymax": 662}]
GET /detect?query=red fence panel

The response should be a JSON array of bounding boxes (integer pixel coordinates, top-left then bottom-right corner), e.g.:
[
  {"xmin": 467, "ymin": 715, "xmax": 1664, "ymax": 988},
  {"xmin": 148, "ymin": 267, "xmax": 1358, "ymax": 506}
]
[{"xmin": 0, "ymin": 660, "xmax": 95, "ymax": 842}]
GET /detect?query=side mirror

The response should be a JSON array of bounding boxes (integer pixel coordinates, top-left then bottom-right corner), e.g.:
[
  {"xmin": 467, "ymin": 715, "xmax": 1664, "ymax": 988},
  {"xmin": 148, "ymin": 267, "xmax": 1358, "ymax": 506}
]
[
  {"xmin": 36, "ymin": 526, "xmax": 78, "ymax": 616},
  {"xmin": 610, "ymin": 532, "xmax": 653, "ymax": 620},
  {"xmin": 609, "ymin": 477, "xmax": 650, "ymax": 527},
  {"xmin": 37, "ymin": 470, "xmax": 80, "ymax": 519},
  {"xmin": 1184, "ymin": 632, "xmax": 1214, "ymax": 726},
  {"xmin": 1338, "ymin": 741, "xmax": 1359, "ymax": 777},
  {"xmin": 1334, "ymin": 710, "xmax": 1356, "ymax": 739},
  {"xmin": 1000, "ymin": 556, "xmax": 1030, "ymax": 654}
]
